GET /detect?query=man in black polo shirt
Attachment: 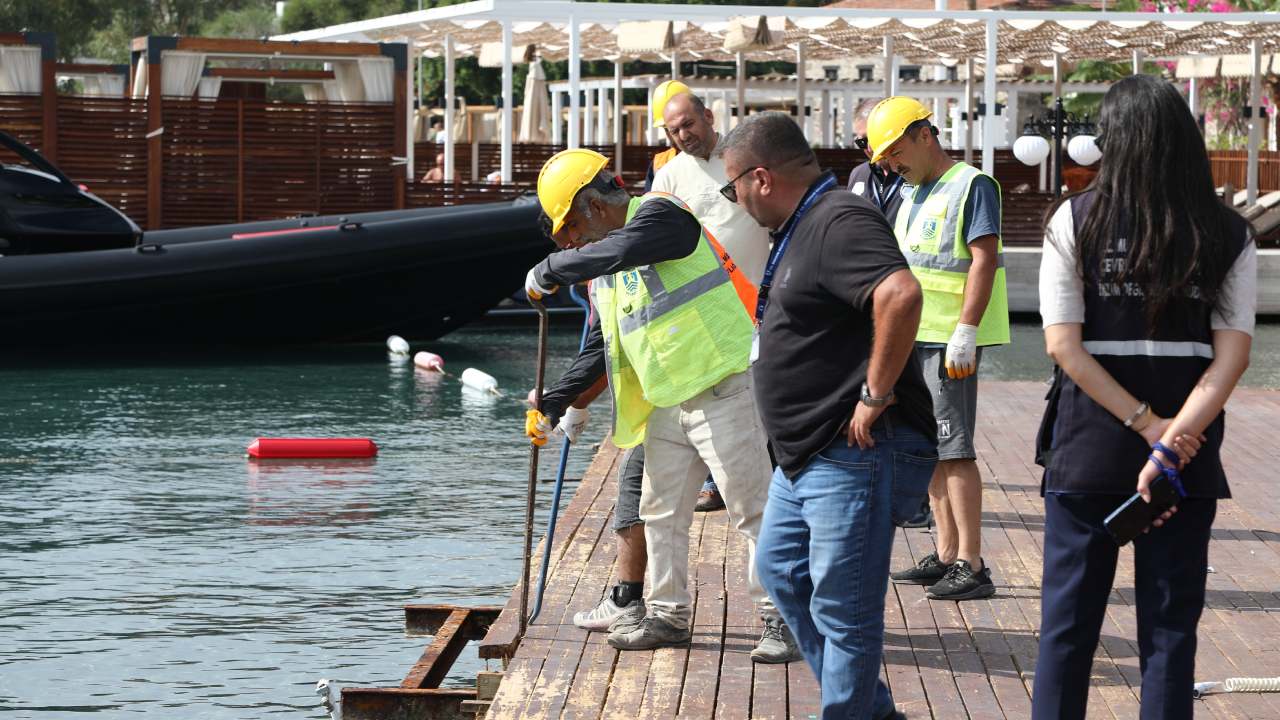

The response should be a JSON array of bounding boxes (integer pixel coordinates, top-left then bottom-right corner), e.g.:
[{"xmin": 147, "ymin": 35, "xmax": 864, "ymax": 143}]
[
  {"xmin": 715, "ymin": 112, "xmax": 938, "ymax": 720},
  {"xmin": 847, "ymin": 98, "xmax": 906, "ymax": 225}
]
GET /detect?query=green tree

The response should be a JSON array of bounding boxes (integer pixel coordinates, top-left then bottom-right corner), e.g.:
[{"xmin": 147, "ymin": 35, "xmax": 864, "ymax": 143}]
[{"xmin": 203, "ymin": 5, "xmax": 280, "ymax": 39}]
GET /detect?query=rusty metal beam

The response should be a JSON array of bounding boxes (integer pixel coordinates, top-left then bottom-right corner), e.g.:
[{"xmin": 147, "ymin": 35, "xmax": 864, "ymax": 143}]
[
  {"xmin": 402, "ymin": 608, "xmax": 470, "ymax": 690},
  {"xmin": 341, "ymin": 688, "xmax": 474, "ymax": 720},
  {"xmin": 404, "ymin": 605, "xmax": 501, "ymax": 639}
]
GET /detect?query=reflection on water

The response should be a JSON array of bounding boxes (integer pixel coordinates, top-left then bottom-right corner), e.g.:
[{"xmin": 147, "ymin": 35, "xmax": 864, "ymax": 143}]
[{"xmin": 0, "ymin": 320, "xmax": 1275, "ymax": 718}]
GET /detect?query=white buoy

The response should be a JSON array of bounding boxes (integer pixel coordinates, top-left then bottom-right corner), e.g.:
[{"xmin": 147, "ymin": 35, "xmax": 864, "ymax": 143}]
[
  {"xmin": 386, "ymin": 335, "xmax": 410, "ymax": 355},
  {"xmin": 413, "ymin": 351, "xmax": 445, "ymax": 371},
  {"xmin": 461, "ymin": 367, "xmax": 499, "ymax": 394}
]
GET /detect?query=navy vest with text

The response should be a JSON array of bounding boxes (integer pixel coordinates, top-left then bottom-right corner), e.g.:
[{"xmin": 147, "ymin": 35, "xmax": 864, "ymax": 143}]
[{"xmin": 1045, "ymin": 190, "xmax": 1248, "ymax": 498}]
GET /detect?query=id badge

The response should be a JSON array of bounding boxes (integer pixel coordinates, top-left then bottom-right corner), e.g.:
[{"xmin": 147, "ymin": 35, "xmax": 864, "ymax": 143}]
[{"xmin": 749, "ymin": 329, "xmax": 760, "ymax": 364}]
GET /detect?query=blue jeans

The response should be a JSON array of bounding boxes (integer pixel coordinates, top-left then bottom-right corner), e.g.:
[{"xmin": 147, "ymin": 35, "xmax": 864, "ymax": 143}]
[{"xmin": 757, "ymin": 418, "xmax": 937, "ymax": 720}]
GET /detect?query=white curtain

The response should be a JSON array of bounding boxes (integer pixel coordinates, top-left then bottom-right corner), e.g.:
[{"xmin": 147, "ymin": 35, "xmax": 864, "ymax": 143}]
[
  {"xmin": 357, "ymin": 57, "xmax": 393, "ymax": 103},
  {"xmin": 96, "ymin": 73, "xmax": 126, "ymax": 96},
  {"xmin": 330, "ymin": 61, "xmax": 366, "ymax": 103},
  {"xmin": 197, "ymin": 76, "xmax": 222, "ymax": 100},
  {"xmin": 160, "ymin": 51, "xmax": 205, "ymax": 97},
  {"xmin": 0, "ymin": 46, "xmax": 42, "ymax": 94},
  {"xmin": 518, "ymin": 60, "xmax": 550, "ymax": 142},
  {"xmin": 302, "ymin": 83, "xmax": 327, "ymax": 102},
  {"xmin": 452, "ymin": 98, "xmax": 468, "ymax": 142},
  {"xmin": 131, "ymin": 58, "xmax": 148, "ymax": 98}
]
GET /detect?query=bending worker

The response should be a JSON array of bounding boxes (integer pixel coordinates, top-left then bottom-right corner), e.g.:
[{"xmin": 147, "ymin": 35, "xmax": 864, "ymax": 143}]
[
  {"xmin": 869, "ymin": 97, "xmax": 1010, "ymax": 601},
  {"xmin": 523, "ymin": 148, "xmax": 790, "ymax": 659}
]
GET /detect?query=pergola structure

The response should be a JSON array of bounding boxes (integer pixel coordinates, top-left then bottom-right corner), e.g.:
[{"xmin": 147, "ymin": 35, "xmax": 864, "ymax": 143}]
[{"xmin": 277, "ymin": 0, "xmax": 1280, "ymax": 205}]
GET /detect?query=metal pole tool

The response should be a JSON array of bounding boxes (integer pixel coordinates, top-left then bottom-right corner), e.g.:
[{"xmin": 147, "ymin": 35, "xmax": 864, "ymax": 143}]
[{"xmin": 519, "ymin": 299, "xmax": 549, "ymax": 639}]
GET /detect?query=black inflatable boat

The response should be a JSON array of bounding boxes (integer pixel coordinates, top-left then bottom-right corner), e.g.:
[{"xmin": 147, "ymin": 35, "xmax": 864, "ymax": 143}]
[{"xmin": 0, "ymin": 131, "xmax": 549, "ymax": 347}]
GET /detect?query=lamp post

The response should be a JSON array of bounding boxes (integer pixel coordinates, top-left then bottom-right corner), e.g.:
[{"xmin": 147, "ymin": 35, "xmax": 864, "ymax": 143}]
[{"xmin": 1013, "ymin": 97, "xmax": 1100, "ymax": 198}]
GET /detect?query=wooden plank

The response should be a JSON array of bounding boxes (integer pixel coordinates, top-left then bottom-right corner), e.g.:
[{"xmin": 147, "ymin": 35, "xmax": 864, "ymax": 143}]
[
  {"xmin": 146, "ymin": 58, "xmax": 163, "ymax": 230},
  {"xmin": 175, "ymin": 36, "xmax": 385, "ymax": 57},
  {"xmin": 516, "ymin": 457, "xmax": 624, "ymax": 719},
  {"xmin": 480, "ymin": 443, "xmax": 620, "ymax": 660},
  {"xmin": 676, "ymin": 510, "xmax": 730, "ymax": 719},
  {"xmin": 636, "ymin": 513, "xmax": 707, "ymax": 719},
  {"xmin": 209, "ymin": 67, "xmax": 335, "ymax": 80},
  {"xmin": 883, "ymin": 531, "xmax": 932, "ymax": 719},
  {"xmin": 715, "ymin": 523, "xmax": 755, "ymax": 719}
]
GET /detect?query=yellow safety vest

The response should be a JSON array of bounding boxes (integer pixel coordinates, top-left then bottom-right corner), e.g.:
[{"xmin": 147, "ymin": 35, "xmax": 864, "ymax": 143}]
[
  {"xmin": 894, "ymin": 161, "xmax": 1010, "ymax": 346},
  {"xmin": 591, "ymin": 193, "xmax": 756, "ymax": 448}
]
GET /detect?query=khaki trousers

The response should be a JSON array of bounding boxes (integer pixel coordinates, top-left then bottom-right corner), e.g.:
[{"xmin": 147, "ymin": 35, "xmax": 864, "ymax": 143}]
[{"xmin": 640, "ymin": 369, "xmax": 776, "ymax": 629}]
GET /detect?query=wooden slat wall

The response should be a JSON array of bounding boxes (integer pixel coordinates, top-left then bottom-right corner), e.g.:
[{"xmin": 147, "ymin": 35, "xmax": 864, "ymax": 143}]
[
  {"xmin": 161, "ymin": 98, "xmax": 238, "ymax": 228},
  {"xmin": 316, "ymin": 102, "xmax": 396, "ymax": 217},
  {"xmin": 0, "ymin": 93, "xmax": 44, "ymax": 163},
  {"xmin": 55, "ymin": 95, "xmax": 148, "ymax": 227},
  {"xmin": 412, "ymin": 142, "xmax": 651, "ymax": 187},
  {"xmin": 1209, "ymin": 149, "xmax": 1280, "ymax": 193},
  {"xmin": 404, "ymin": 181, "xmax": 533, "ymax": 208},
  {"xmin": 161, "ymin": 98, "xmax": 397, "ymax": 228}
]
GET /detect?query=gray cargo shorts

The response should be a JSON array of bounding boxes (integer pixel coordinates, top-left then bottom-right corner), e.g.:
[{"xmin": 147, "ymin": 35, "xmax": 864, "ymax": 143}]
[
  {"xmin": 917, "ymin": 344, "xmax": 982, "ymax": 461},
  {"xmin": 614, "ymin": 444, "xmax": 645, "ymax": 531}
]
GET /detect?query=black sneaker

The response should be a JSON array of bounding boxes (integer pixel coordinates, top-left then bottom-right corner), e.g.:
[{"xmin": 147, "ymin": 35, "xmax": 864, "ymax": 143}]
[
  {"xmin": 891, "ymin": 552, "xmax": 949, "ymax": 585},
  {"xmin": 926, "ymin": 559, "xmax": 995, "ymax": 600}
]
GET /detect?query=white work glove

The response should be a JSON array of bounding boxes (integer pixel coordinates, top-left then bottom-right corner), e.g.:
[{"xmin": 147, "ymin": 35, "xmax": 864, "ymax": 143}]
[
  {"xmin": 525, "ymin": 267, "xmax": 556, "ymax": 301},
  {"xmin": 554, "ymin": 406, "xmax": 590, "ymax": 444},
  {"xmin": 944, "ymin": 323, "xmax": 979, "ymax": 379}
]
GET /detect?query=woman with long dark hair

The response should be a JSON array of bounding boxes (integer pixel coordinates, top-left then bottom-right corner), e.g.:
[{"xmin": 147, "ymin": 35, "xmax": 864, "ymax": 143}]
[{"xmin": 1033, "ymin": 74, "xmax": 1256, "ymax": 719}]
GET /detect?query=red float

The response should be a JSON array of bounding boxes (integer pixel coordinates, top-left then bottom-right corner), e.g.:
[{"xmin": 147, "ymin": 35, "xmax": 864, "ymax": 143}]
[{"xmin": 246, "ymin": 438, "xmax": 378, "ymax": 459}]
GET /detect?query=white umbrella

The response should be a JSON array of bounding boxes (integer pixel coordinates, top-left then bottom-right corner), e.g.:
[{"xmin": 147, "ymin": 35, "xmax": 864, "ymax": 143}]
[{"xmin": 518, "ymin": 59, "xmax": 551, "ymax": 143}]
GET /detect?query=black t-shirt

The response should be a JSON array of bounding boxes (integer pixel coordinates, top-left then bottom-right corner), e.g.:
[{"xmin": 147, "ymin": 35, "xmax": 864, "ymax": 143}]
[{"xmin": 753, "ymin": 178, "xmax": 936, "ymax": 478}]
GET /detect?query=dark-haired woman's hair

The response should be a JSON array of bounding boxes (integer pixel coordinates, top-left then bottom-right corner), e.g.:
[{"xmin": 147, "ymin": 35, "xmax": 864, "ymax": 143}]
[{"xmin": 1057, "ymin": 74, "xmax": 1240, "ymax": 333}]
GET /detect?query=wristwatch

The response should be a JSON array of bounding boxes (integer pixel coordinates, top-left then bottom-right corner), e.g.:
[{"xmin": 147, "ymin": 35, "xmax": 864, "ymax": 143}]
[{"xmin": 861, "ymin": 382, "xmax": 895, "ymax": 408}]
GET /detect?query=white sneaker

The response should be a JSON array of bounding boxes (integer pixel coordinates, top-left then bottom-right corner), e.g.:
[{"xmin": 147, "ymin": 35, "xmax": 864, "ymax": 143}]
[{"xmin": 573, "ymin": 596, "xmax": 644, "ymax": 632}]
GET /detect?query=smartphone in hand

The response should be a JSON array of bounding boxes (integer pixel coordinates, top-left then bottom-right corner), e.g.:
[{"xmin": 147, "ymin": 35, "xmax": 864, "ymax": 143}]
[{"xmin": 1103, "ymin": 475, "xmax": 1182, "ymax": 546}]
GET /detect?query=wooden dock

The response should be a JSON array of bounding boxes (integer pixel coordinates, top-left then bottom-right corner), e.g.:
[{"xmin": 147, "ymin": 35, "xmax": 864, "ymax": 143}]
[{"xmin": 474, "ymin": 381, "xmax": 1280, "ymax": 719}]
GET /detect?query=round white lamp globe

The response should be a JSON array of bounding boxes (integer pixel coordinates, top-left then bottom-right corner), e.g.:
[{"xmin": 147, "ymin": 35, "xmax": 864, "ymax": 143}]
[
  {"xmin": 1068, "ymin": 134, "xmax": 1102, "ymax": 166},
  {"xmin": 1013, "ymin": 134, "xmax": 1051, "ymax": 166}
]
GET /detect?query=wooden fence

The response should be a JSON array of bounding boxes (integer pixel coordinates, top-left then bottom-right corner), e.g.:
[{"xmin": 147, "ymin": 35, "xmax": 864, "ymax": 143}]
[
  {"xmin": 161, "ymin": 99, "xmax": 398, "ymax": 228},
  {"xmin": 7, "ymin": 91, "xmax": 1280, "ymax": 230},
  {"xmin": 1209, "ymin": 150, "xmax": 1280, "ymax": 194},
  {"xmin": 0, "ymin": 93, "xmax": 44, "ymax": 162},
  {"xmin": 57, "ymin": 95, "xmax": 149, "ymax": 226}
]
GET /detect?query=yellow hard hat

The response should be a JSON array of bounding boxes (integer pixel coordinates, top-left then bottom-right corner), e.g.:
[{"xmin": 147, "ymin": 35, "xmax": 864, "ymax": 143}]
[
  {"xmin": 867, "ymin": 96, "xmax": 933, "ymax": 163},
  {"xmin": 537, "ymin": 148, "xmax": 611, "ymax": 235},
  {"xmin": 651, "ymin": 79, "xmax": 691, "ymax": 128}
]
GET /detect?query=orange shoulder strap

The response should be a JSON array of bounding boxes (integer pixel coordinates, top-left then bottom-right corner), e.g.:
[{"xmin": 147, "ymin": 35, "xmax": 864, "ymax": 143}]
[
  {"xmin": 652, "ymin": 147, "xmax": 678, "ymax": 172},
  {"xmin": 641, "ymin": 192, "xmax": 759, "ymax": 321}
]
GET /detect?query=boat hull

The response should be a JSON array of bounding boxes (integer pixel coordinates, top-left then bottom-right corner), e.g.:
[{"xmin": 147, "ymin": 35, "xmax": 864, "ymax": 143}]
[{"xmin": 0, "ymin": 201, "xmax": 551, "ymax": 347}]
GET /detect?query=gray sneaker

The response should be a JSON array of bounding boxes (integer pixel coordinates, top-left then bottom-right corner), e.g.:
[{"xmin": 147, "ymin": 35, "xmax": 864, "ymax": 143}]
[
  {"xmin": 573, "ymin": 596, "xmax": 644, "ymax": 632},
  {"xmin": 606, "ymin": 615, "xmax": 691, "ymax": 650},
  {"xmin": 606, "ymin": 601, "xmax": 646, "ymax": 634},
  {"xmin": 751, "ymin": 616, "xmax": 801, "ymax": 664}
]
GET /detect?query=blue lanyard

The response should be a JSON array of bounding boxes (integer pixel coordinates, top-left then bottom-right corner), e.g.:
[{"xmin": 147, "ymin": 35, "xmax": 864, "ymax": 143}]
[
  {"xmin": 875, "ymin": 174, "xmax": 904, "ymax": 212},
  {"xmin": 755, "ymin": 174, "xmax": 838, "ymax": 324}
]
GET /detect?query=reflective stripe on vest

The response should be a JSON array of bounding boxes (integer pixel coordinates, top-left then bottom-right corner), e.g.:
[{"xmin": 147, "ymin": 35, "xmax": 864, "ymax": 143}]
[
  {"xmin": 894, "ymin": 161, "xmax": 1010, "ymax": 346},
  {"xmin": 590, "ymin": 192, "xmax": 756, "ymax": 447}
]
